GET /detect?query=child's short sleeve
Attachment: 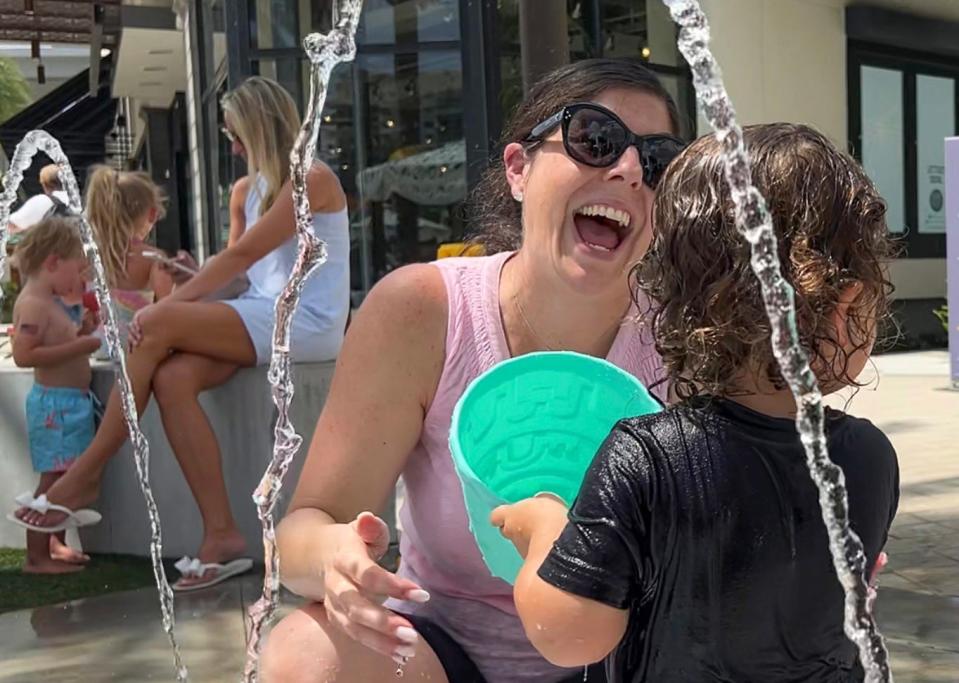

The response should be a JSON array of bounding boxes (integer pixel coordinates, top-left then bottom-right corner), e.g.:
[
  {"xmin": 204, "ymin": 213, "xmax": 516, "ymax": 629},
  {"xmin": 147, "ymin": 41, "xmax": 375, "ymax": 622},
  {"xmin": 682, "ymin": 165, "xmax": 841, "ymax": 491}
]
[
  {"xmin": 838, "ymin": 417, "xmax": 901, "ymax": 573},
  {"xmin": 537, "ymin": 422, "xmax": 656, "ymax": 609}
]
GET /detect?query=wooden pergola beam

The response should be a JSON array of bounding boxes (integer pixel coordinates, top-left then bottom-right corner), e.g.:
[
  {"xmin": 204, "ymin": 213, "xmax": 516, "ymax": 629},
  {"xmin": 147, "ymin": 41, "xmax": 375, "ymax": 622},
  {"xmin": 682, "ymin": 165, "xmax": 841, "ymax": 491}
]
[
  {"xmin": 0, "ymin": 0, "xmax": 120, "ymax": 9},
  {"xmin": 0, "ymin": 0, "xmax": 122, "ymax": 43},
  {"xmin": 0, "ymin": 28, "xmax": 118, "ymax": 44}
]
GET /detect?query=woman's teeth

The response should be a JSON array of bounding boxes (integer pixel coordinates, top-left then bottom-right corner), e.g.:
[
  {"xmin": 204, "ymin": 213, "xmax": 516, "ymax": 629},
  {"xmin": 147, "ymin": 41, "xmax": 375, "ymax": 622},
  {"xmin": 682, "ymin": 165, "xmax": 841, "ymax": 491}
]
[{"xmin": 575, "ymin": 204, "xmax": 631, "ymax": 229}]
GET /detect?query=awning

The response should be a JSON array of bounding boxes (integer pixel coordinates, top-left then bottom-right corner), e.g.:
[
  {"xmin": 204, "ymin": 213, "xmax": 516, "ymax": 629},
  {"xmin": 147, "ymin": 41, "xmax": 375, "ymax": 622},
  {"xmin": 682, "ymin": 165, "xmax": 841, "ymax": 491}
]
[{"xmin": 358, "ymin": 140, "xmax": 466, "ymax": 206}]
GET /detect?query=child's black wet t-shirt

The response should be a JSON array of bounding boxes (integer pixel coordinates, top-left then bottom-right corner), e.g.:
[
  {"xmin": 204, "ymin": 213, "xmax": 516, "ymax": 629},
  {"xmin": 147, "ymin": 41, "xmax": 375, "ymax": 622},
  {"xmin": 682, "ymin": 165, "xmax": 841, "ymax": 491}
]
[{"xmin": 538, "ymin": 398, "xmax": 899, "ymax": 683}]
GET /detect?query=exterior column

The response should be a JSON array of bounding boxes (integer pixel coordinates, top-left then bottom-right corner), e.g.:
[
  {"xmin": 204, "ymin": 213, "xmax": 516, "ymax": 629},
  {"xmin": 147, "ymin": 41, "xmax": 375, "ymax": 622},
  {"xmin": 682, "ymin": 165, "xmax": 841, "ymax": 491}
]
[{"xmin": 173, "ymin": 0, "xmax": 219, "ymax": 260}]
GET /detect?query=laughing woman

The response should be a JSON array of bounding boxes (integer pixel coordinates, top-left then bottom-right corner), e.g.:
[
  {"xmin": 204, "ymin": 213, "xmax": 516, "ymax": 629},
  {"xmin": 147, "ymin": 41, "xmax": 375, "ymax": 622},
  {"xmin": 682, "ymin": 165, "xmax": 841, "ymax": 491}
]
[{"xmin": 260, "ymin": 59, "xmax": 685, "ymax": 683}]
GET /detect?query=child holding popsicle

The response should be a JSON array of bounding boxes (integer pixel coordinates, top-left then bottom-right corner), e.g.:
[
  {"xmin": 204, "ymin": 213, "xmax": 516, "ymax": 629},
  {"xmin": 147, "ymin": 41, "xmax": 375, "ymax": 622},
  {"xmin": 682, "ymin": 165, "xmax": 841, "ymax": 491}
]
[{"xmin": 10, "ymin": 217, "xmax": 100, "ymax": 572}]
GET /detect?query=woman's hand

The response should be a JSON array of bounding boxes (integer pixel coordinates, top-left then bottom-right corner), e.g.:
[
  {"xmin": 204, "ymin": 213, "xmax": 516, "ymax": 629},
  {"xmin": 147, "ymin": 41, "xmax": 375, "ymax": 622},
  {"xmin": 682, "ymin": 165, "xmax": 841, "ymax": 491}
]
[
  {"xmin": 159, "ymin": 250, "xmax": 199, "ymax": 285},
  {"xmin": 491, "ymin": 494, "xmax": 569, "ymax": 559},
  {"xmin": 321, "ymin": 512, "xmax": 429, "ymax": 662},
  {"xmin": 127, "ymin": 303, "xmax": 160, "ymax": 350}
]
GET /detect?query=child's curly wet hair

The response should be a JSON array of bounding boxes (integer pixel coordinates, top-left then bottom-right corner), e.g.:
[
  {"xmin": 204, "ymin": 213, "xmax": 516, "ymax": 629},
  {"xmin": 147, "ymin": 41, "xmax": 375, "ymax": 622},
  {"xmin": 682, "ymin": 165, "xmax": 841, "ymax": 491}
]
[{"xmin": 635, "ymin": 123, "xmax": 898, "ymax": 400}]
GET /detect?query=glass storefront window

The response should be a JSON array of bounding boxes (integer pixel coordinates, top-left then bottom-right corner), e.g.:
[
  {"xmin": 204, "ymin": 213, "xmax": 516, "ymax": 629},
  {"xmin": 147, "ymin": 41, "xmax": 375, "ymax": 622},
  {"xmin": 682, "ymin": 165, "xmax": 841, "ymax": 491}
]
[
  {"xmin": 916, "ymin": 74, "xmax": 954, "ymax": 234},
  {"xmin": 353, "ymin": 50, "xmax": 466, "ymax": 280},
  {"xmin": 260, "ymin": 0, "xmax": 460, "ymax": 47},
  {"xmin": 356, "ymin": 0, "xmax": 460, "ymax": 45},
  {"xmin": 253, "ymin": 0, "xmax": 300, "ymax": 49},
  {"xmin": 603, "ymin": 0, "xmax": 680, "ymax": 66},
  {"xmin": 851, "ymin": 44, "xmax": 959, "ymax": 257},
  {"xmin": 498, "ymin": 1, "xmax": 688, "ymax": 136},
  {"xmin": 254, "ymin": 57, "xmax": 304, "ymax": 111},
  {"xmin": 860, "ymin": 65, "xmax": 906, "ymax": 234}
]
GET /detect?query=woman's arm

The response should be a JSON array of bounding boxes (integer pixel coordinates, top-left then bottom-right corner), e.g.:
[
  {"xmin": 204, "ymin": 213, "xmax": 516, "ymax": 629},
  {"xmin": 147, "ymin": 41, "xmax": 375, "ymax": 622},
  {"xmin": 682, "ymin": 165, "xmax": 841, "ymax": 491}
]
[
  {"xmin": 276, "ymin": 262, "xmax": 447, "ymax": 599},
  {"xmin": 150, "ymin": 261, "xmax": 175, "ymax": 299},
  {"xmin": 168, "ymin": 163, "xmax": 345, "ymax": 303},
  {"xmin": 227, "ymin": 176, "xmax": 250, "ymax": 248}
]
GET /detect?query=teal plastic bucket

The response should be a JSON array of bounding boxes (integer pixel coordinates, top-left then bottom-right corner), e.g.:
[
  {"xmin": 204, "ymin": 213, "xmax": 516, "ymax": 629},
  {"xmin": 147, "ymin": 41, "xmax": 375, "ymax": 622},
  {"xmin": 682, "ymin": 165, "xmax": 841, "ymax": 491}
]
[{"xmin": 450, "ymin": 351, "xmax": 663, "ymax": 584}]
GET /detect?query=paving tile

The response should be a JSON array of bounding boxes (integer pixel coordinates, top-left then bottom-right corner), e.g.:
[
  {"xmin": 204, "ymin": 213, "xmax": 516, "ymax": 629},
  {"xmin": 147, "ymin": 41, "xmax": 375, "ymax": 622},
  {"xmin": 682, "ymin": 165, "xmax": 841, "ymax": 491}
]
[{"xmin": 0, "ymin": 578, "xmax": 250, "ymax": 682}]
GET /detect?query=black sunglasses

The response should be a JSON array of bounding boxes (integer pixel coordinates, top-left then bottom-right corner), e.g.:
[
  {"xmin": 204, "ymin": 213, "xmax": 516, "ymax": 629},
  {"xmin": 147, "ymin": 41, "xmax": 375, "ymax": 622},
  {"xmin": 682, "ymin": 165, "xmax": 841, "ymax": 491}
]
[{"xmin": 524, "ymin": 102, "xmax": 686, "ymax": 189}]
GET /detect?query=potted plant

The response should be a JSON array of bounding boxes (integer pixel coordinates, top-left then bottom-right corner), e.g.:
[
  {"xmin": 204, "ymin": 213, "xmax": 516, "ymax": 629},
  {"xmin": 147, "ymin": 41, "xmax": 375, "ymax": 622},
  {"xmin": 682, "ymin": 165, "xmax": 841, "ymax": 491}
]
[
  {"xmin": 1, "ymin": 279, "xmax": 18, "ymax": 325},
  {"xmin": 934, "ymin": 304, "xmax": 948, "ymax": 333}
]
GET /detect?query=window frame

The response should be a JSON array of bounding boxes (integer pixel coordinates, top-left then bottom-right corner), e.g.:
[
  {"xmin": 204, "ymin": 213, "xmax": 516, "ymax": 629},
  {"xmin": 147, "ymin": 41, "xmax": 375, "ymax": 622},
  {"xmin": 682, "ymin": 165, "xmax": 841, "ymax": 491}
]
[{"xmin": 848, "ymin": 40, "xmax": 959, "ymax": 259}]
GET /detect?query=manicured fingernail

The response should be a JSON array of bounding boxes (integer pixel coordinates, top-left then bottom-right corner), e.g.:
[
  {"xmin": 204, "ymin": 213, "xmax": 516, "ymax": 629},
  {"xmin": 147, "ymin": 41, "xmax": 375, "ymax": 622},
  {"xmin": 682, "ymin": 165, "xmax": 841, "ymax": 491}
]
[
  {"xmin": 395, "ymin": 645, "xmax": 416, "ymax": 658},
  {"xmin": 392, "ymin": 654, "xmax": 409, "ymax": 666},
  {"xmin": 407, "ymin": 589, "xmax": 430, "ymax": 603},
  {"xmin": 395, "ymin": 626, "xmax": 418, "ymax": 644}
]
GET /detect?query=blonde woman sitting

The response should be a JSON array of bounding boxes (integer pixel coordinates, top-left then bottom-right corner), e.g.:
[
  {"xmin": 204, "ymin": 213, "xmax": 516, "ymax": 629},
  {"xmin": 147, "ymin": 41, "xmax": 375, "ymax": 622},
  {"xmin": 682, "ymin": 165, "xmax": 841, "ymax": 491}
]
[{"xmin": 11, "ymin": 76, "xmax": 351, "ymax": 591}]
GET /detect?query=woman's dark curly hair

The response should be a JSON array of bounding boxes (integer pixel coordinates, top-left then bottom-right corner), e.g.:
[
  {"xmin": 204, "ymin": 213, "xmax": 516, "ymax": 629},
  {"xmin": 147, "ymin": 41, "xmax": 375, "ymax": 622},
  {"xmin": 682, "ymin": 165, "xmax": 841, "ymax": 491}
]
[
  {"xmin": 635, "ymin": 123, "xmax": 898, "ymax": 400},
  {"xmin": 468, "ymin": 58, "xmax": 682, "ymax": 253}
]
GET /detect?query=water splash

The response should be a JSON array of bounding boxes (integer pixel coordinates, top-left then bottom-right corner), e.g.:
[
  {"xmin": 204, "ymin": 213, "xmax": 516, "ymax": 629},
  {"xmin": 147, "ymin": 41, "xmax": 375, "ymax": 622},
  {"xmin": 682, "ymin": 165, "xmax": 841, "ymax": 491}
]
[
  {"xmin": 0, "ymin": 131, "xmax": 187, "ymax": 681},
  {"xmin": 660, "ymin": 2, "xmax": 892, "ymax": 680},
  {"xmin": 242, "ymin": 2, "xmax": 364, "ymax": 680}
]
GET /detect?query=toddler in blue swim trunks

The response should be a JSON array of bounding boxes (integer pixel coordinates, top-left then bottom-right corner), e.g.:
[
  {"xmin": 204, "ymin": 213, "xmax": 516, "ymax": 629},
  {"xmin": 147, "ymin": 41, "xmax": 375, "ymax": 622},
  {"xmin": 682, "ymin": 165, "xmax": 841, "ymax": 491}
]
[{"xmin": 11, "ymin": 217, "xmax": 101, "ymax": 574}]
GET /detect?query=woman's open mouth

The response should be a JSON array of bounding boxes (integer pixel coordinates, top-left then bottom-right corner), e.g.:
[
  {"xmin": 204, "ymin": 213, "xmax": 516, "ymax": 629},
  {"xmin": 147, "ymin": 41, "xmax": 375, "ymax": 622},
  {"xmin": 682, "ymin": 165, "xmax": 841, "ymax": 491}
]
[{"xmin": 572, "ymin": 204, "xmax": 633, "ymax": 253}]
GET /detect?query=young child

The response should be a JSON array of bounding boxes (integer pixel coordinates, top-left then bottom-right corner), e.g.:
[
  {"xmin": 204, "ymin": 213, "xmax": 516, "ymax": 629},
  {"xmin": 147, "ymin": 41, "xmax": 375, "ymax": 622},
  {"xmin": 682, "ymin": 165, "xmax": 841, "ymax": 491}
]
[
  {"xmin": 11, "ymin": 217, "xmax": 102, "ymax": 574},
  {"xmin": 83, "ymin": 165, "xmax": 175, "ymax": 357},
  {"xmin": 492, "ymin": 123, "xmax": 900, "ymax": 682}
]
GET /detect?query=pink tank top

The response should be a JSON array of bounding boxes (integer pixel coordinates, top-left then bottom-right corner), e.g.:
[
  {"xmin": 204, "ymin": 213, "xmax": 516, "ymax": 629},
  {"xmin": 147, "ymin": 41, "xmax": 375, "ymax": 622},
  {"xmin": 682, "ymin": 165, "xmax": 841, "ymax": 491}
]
[{"xmin": 388, "ymin": 251, "xmax": 665, "ymax": 682}]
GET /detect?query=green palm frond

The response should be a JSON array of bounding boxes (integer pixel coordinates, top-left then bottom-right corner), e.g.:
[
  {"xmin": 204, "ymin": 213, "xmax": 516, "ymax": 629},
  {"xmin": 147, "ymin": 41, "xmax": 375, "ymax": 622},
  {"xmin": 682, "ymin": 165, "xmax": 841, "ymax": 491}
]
[{"xmin": 0, "ymin": 58, "xmax": 31, "ymax": 124}]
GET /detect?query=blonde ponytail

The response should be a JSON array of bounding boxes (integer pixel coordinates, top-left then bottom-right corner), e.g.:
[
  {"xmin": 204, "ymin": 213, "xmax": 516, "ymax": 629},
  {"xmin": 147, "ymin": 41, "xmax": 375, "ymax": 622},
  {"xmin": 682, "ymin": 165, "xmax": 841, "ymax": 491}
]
[{"xmin": 85, "ymin": 165, "xmax": 166, "ymax": 287}]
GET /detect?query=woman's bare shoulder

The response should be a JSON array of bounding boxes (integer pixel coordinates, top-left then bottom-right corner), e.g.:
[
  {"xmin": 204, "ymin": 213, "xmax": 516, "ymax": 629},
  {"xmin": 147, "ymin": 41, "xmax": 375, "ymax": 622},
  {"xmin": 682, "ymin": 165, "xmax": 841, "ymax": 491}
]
[
  {"xmin": 230, "ymin": 175, "xmax": 250, "ymax": 203},
  {"xmin": 306, "ymin": 162, "xmax": 346, "ymax": 213},
  {"xmin": 359, "ymin": 263, "xmax": 448, "ymax": 339},
  {"xmin": 333, "ymin": 262, "xmax": 448, "ymax": 416}
]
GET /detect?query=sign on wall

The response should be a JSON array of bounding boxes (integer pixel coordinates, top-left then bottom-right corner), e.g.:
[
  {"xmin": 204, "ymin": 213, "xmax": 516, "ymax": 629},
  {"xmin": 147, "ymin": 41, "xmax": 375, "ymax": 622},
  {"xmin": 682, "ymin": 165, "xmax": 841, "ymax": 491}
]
[
  {"xmin": 921, "ymin": 161, "xmax": 946, "ymax": 233},
  {"xmin": 918, "ymin": 75, "xmax": 955, "ymax": 234}
]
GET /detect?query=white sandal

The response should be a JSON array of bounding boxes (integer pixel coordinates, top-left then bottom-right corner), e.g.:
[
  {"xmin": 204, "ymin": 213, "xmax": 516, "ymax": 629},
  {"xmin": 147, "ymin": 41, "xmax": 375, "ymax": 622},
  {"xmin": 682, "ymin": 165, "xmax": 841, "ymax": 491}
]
[
  {"xmin": 7, "ymin": 492, "xmax": 102, "ymax": 533},
  {"xmin": 173, "ymin": 556, "xmax": 254, "ymax": 592}
]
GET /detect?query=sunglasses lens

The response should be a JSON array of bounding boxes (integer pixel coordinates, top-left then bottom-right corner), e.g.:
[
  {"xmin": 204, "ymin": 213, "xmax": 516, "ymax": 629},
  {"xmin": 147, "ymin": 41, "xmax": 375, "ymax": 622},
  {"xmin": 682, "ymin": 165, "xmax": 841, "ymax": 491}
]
[
  {"xmin": 641, "ymin": 137, "xmax": 685, "ymax": 188},
  {"xmin": 566, "ymin": 108, "xmax": 627, "ymax": 166}
]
